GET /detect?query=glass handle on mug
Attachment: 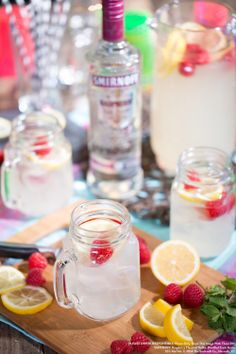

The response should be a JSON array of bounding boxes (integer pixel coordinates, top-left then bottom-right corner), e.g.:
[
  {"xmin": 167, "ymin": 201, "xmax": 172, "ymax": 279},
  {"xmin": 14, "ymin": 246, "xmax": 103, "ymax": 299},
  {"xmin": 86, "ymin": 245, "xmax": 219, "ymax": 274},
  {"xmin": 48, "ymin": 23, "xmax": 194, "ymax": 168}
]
[
  {"xmin": 54, "ymin": 251, "xmax": 77, "ymax": 309},
  {"xmin": 1, "ymin": 161, "xmax": 16, "ymax": 209}
]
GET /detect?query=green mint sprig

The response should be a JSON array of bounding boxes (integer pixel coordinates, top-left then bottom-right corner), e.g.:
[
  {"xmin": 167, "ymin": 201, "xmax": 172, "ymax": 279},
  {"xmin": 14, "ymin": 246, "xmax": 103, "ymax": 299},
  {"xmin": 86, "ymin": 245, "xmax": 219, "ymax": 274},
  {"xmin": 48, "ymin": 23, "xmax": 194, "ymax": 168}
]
[{"xmin": 200, "ymin": 277, "xmax": 236, "ymax": 335}]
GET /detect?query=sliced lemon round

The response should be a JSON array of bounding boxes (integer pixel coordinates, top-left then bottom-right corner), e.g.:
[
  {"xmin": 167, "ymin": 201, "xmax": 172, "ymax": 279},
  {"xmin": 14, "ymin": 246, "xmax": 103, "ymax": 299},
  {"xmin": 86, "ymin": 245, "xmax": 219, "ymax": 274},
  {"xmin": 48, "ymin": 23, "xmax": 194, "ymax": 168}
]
[
  {"xmin": 153, "ymin": 299, "xmax": 193, "ymax": 331},
  {"xmin": 26, "ymin": 150, "xmax": 68, "ymax": 171},
  {"xmin": 164, "ymin": 304, "xmax": 193, "ymax": 346},
  {"xmin": 151, "ymin": 240, "xmax": 200, "ymax": 286},
  {"xmin": 139, "ymin": 301, "xmax": 166, "ymax": 338},
  {"xmin": 0, "ymin": 266, "xmax": 25, "ymax": 295},
  {"xmin": 159, "ymin": 30, "xmax": 186, "ymax": 76},
  {"xmin": 179, "ymin": 21, "xmax": 206, "ymax": 44},
  {"xmin": 177, "ymin": 184, "xmax": 223, "ymax": 203},
  {"xmin": 1, "ymin": 286, "xmax": 53, "ymax": 315}
]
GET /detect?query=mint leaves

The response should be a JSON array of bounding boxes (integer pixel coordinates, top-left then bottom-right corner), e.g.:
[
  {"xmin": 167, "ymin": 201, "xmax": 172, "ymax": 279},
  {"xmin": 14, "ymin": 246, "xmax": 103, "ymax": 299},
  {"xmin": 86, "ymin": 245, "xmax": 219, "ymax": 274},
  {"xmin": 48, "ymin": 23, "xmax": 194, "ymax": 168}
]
[{"xmin": 200, "ymin": 277, "xmax": 236, "ymax": 335}]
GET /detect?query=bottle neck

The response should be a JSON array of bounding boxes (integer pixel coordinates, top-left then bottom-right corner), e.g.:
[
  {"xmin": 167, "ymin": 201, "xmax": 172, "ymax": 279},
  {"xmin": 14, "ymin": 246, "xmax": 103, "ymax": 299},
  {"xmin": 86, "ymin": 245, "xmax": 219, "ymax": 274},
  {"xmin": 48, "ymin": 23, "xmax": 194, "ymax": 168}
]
[{"xmin": 102, "ymin": 0, "xmax": 124, "ymax": 42}]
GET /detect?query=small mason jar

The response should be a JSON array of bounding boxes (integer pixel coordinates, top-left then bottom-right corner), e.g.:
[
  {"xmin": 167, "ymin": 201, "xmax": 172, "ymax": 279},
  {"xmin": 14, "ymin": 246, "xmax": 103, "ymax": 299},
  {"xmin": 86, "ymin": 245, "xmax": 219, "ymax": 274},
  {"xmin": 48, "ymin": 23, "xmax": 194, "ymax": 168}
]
[
  {"xmin": 170, "ymin": 147, "xmax": 235, "ymax": 259},
  {"xmin": 1, "ymin": 111, "xmax": 73, "ymax": 216},
  {"xmin": 54, "ymin": 200, "xmax": 140, "ymax": 321}
]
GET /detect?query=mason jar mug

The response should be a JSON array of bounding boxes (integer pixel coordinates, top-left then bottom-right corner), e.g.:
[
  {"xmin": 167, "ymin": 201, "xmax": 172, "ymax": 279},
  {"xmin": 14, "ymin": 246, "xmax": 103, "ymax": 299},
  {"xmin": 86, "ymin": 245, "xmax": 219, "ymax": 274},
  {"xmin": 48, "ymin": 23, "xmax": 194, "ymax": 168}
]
[
  {"xmin": 1, "ymin": 111, "xmax": 73, "ymax": 216},
  {"xmin": 170, "ymin": 147, "xmax": 235, "ymax": 259},
  {"xmin": 54, "ymin": 200, "xmax": 141, "ymax": 321}
]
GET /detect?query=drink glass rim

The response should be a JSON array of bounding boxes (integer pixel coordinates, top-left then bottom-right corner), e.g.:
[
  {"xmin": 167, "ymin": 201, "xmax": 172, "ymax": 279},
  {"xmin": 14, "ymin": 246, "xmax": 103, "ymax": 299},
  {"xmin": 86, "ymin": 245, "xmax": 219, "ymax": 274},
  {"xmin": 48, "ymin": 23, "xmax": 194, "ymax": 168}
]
[
  {"xmin": 70, "ymin": 200, "xmax": 131, "ymax": 246},
  {"xmin": 177, "ymin": 146, "xmax": 234, "ymax": 187}
]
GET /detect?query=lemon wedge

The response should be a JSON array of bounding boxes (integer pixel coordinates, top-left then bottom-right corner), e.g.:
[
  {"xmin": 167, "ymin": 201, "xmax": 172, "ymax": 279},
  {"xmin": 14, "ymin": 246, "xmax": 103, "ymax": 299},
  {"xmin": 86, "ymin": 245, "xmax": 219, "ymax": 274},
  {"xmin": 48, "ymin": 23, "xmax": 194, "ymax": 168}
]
[
  {"xmin": 151, "ymin": 240, "xmax": 200, "ymax": 286},
  {"xmin": 164, "ymin": 305, "xmax": 193, "ymax": 346},
  {"xmin": 0, "ymin": 266, "xmax": 25, "ymax": 295},
  {"xmin": 1, "ymin": 286, "xmax": 53, "ymax": 315},
  {"xmin": 139, "ymin": 301, "xmax": 166, "ymax": 337},
  {"xmin": 159, "ymin": 30, "xmax": 186, "ymax": 76},
  {"xmin": 153, "ymin": 299, "xmax": 193, "ymax": 331}
]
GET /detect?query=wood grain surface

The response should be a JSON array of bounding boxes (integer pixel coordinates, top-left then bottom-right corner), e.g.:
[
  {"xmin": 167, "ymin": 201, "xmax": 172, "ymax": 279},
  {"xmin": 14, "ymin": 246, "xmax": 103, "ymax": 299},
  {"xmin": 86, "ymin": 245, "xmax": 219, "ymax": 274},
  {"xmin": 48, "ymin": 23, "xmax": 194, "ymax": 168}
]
[
  {"xmin": 0, "ymin": 205, "xmax": 225, "ymax": 354},
  {"xmin": 0, "ymin": 323, "xmax": 56, "ymax": 354}
]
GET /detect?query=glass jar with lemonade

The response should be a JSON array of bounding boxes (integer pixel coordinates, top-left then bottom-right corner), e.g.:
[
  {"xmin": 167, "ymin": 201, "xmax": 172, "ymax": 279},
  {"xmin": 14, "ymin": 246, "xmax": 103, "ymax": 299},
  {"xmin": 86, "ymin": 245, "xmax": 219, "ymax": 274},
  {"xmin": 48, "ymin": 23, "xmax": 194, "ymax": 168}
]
[
  {"xmin": 1, "ymin": 111, "xmax": 73, "ymax": 216},
  {"xmin": 54, "ymin": 200, "xmax": 141, "ymax": 321},
  {"xmin": 170, "ymin": 147, "xmax": 235, "ymax": 259},
  {"xmin": 149, "ymin": 0, "xmax": 236, "ymax": 175}
]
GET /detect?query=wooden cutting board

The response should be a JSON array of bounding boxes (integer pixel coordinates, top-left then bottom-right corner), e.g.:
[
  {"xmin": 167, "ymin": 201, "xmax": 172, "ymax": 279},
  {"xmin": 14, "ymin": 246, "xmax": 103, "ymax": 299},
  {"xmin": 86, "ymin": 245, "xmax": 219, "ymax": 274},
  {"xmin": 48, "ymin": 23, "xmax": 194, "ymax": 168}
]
[{"xmin": 0, "ymin": 202, "xmax": 224, "ymax": 354}]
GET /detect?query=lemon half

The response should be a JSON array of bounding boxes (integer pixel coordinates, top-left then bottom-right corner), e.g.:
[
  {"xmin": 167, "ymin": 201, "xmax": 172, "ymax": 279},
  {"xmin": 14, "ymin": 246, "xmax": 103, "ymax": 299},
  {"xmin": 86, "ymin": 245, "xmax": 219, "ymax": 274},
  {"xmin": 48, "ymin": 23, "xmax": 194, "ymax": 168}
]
[{"xmin": 151, "ymin": 240, "xmax": 200, "ymax": 286}]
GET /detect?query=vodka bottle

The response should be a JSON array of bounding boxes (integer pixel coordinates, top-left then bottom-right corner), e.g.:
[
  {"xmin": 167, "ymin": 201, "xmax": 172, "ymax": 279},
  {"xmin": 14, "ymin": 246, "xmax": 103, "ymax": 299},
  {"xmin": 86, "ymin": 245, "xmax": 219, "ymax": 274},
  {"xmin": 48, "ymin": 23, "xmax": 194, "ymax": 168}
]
[{"xmin": 87, "ymin": 0, "xmax": 143, "ymax": 200}]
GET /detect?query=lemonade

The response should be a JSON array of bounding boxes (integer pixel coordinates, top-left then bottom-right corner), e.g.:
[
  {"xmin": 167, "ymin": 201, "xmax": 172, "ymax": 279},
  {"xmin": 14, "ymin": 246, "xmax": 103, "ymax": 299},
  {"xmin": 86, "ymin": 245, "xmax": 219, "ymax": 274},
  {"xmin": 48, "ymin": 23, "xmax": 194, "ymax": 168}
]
[
  {"xmin": 1, "ymin": 112, "xmax": 73, "ymax": 216},
  {"xmin": 150, "ymin": 1, "xmax": 236, "ymax": 175},
  {"xmin": 170, "ymin": 147, "xmax": 235, "ymax": 259},
  {"xmin": 2, "ymin": 147, "xmax": 73, "ymax": 216},
  {"xmin": 54, "ymin": 200, "xmax": 141, "ymax": 321}
]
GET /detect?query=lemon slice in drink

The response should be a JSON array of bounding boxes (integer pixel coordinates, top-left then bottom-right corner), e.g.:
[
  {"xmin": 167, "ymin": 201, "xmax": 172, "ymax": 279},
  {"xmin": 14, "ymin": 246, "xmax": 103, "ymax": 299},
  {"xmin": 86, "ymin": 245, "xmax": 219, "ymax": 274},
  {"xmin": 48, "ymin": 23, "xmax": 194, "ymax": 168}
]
[
  {"xmin": 159, "ymin": 30, "xmax": 186, "ymax": 76},
  {"xmin": 178, "ymin": 183, "xmax": 223, "ymax": 203},
  {"xmin": 0, "ymin": 266, "xmax": 25, "ymax": 295},
  {"xmin": 26, "ymin": 150, "xmax": 67, "ymax": 171},
  {"xmin": 179, "ymin": 21, "xmax": 206, "ymax": 44},
  {"xmin": 164, "ymin": 305, "xmax": 193, "ymax": 346},
  {"xmin": 151, "ymin": 240, "xmax": 200, "ymax": 286},
  {"xmin": 1, "ymin": 286, "xmax": 53, "ymax": 315},
  {"xmin": 139, "ymin": 301, "xmax": 166, "ymax": 337},
  {"xmin": 153, "ymin": 299, "xmax": 194, "ymax": 331}
]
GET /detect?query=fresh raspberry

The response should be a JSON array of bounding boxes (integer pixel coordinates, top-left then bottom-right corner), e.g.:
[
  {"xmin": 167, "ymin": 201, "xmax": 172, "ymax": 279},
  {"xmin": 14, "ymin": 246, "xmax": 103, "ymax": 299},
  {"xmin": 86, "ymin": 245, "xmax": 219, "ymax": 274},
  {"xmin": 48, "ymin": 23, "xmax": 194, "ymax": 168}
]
[
  {"xmin": 110, "ymin": 340, "xmax": 133, "ymax": 354},
  {"xmin": 205, "ymin": 192, "xmax": 235, "ymax": 219},
  {"xmin": 130, "ymin": 332, "xmax": 151, "ymax": 353},
  {"xmin": 28, "ymin": 252, "xmax": 48, "ymax": 270},
  {"xmin": 178, "ymin": 62, "xmax": 195, "ymax": 77},
  {"xmin": 183, "ymin": 283, "xmax": 204, "ymax": 308},
  {"xmin": 33, "ymin": 136, "xmax": 51, "ymax": 157},
  {"xmin": 184, "ymin": 171, "xmax": 200, "ymax": 190},
  {"xmin": 90, "ymin": 239, "xmax": 113, "ymax": 265},
  {"xmin": 185, "ymin": 44, "xmax": 209, "ymax": 65},
  {"xmin": 26, "ymin": 268, "xmax": 46, "ymax": 286},
  {"xmin": 136, "ymin": 236, "xmax": 151, "ymax": 265},
  {"xmin": 164, "ymin": 283, "xmax": 183, "ymax": 305}
]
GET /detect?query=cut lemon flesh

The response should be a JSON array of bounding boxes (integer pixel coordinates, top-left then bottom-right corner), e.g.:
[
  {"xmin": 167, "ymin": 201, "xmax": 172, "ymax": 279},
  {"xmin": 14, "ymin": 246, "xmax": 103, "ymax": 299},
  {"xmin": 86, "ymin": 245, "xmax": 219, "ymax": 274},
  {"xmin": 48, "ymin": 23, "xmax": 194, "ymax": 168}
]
[
  {"xmin": 153, "ymin": 299, "xmax": 193, "ymax": 331},
  {"xmin": 179, "ymin": 21, "xmax": 206, "ymax": 44},
  {"xmin": 26, "ymin": 149, "xmax": 69, "ymax": 171},
  {"xmin": 139, "ymin": 301, "xmax": 166, "ymax": 337},
  {"xmin": 151, "ymin": 240, "xmax": 200, "ymax": 286},
  {"xmin": 164, "ymin": 305, "xmax": 193, "ymax": 346},
  {"xmin": 159, "ymin": 30, "xmax": 186, "ymax": 76},
  {"xmin": 0, "ymin": 266, "xmax": 25, "ymax": 295},
  {"xmin": 178, "ymin": 184, "xmax": 224, "ymax": 203},
  {"xmin": 1, "ymin": 286, "xmax": 53, "ymax": 315}
]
